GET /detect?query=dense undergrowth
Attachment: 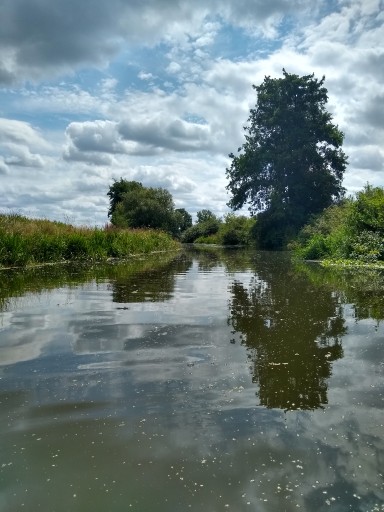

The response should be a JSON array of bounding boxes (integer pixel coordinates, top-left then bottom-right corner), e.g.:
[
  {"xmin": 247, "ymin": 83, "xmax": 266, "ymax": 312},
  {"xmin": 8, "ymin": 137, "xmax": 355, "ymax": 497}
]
[
  {"xmin": 181, "ymin": 213, "xmax": 256, "ymax": 246},
  {"xmin": 0, "ymin": 214, "xmax": 179, "ymax": 267},
  {"xmin": 290, "ymin": 185, "xmax": 384, "ymax": 265}
]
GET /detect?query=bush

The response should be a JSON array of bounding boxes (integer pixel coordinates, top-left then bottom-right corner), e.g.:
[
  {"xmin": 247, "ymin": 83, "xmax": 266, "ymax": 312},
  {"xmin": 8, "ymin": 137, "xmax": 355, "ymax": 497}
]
[
  {"xmin": 348, "ymin": 184, "xmax": 384, "ymax": 233},
  {"xmin": 219, "ymin": 214, "xmax": 255, "ymax": 246},
  {"xmin": 291, "ymin": 201, "xmax": 352, "ymax": 260},
  {"xmin": 293, "ymin": 234, "xmax": 329, "ymax": 260},
  {"xmin": 194, "ymin": 234, "xmax": 220, "ymax": 244},
  {"xmin": 181, "ymin": 213, "xmax": 255, "ymax": 246},
  {"xmin": 349, "ymin": 230, "xmax": 384, "ymax": 263},
  {"xmin": 292, "ymin": 186, "xmax": 384, "ymax": 263},
  {"xmin": 181, "ymin": 219, "xmax": 221, "ymax": 243}
]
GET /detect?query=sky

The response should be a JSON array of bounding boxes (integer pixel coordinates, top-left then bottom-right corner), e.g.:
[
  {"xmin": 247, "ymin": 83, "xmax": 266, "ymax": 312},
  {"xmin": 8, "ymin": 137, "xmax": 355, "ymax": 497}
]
[{"xmin": 0, "ymin": 0, "xmax": 383, "ymax": 226}]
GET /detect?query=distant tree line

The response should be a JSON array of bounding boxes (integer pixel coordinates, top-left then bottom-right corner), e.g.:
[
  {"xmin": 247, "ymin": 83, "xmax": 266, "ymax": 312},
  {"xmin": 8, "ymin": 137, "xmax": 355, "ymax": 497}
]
[
  {"xmin": 106, "ymin": 177, "xmax": 384, "ymax": 261},
  {"xmin": 108, "ymin": 70, "xmax": 384, "ymax": 257},
  {"xmin": 107, "ymin": 179, "xmax": 256, "ymax": 246}
]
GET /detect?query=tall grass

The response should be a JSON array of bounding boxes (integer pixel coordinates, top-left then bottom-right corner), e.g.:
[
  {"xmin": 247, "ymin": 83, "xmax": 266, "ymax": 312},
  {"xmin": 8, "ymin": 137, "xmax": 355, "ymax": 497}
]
[{"xmin": 0, "ymin": 213, "xmax": 180, "ymax": 267}]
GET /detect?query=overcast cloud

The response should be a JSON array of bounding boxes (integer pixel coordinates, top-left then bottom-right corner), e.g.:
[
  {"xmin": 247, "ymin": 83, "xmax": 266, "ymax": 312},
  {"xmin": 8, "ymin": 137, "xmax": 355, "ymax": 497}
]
[{"xmin": 0, "ymin": 0, "xmax": 383, "ymax": 225}]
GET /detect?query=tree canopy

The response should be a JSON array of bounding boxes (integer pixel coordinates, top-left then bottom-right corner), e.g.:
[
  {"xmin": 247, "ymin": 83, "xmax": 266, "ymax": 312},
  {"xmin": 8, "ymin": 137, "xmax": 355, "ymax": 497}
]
[
  {"xmin": 108, "ymin": 179, "xmax": 190, "ymax": 237},
  {"xmin": 196, "ymin": 209, "xmax": 217, "ymax": 224},
  {"xmin": 107, "ymin": 178, "xmax": 142, "ymax": 219},
  {"xmin": 174, "ymin": 208, "xmax": 193, "ymax": 235},
  {"xmin": 226, "ymin": 69, "xmax": 348, "ymax": 249}
]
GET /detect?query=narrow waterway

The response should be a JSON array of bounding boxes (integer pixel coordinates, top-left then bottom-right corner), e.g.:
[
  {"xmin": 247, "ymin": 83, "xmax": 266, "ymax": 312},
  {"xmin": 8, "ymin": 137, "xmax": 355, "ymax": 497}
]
[{"xmin": 0, "ymin": 248, "xmax": 383, "ymax": 511}]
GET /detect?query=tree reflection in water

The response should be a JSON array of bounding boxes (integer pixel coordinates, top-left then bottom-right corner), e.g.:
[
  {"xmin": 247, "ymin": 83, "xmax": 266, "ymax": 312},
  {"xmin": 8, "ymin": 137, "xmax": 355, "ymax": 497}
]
[
  {"xmin": 228, "ymin": 254, "xmax": 346, "ymax": 411},
  {"xmin": 111, "ymin": 253, "xmax": 193, "ymax": 303}
]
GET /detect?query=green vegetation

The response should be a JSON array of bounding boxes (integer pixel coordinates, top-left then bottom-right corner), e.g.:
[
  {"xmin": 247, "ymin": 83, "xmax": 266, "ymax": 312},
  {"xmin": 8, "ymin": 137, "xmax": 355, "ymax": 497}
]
[
  {"xmin": 181, "ymin": 211, "xmax": 256, "ymax": 246},
  {"xmin": 0, "ymin": 213, "xmax": 179, "ymax": 268},
  {"xmin": 181, "ymin": 209, "xmax": 221, "ymax": 243},
  {"xmin": 226, "ymin": 70, "xmax": 347, "ymax": 249},
  {"xmin": 291, "ymin": 184, "xmax": 384, "ymax": 265},
  {"xmin": 107, "ymin": 178, "xmax": 192, "ymax": 238}
]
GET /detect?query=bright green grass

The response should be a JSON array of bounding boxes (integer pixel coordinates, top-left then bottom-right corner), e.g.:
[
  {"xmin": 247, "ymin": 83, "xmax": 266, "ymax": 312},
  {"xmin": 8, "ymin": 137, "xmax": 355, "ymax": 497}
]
[{"xmin": 0, "ymin": 213, "xmax": 180, "ymax": 267}]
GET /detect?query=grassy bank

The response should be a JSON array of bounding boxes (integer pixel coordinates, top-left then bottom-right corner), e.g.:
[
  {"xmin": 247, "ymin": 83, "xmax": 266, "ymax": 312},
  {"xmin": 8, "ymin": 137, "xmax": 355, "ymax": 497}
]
[{"xmin": 0, "ymin": 214, "xmax": 180, "ymax": 267}]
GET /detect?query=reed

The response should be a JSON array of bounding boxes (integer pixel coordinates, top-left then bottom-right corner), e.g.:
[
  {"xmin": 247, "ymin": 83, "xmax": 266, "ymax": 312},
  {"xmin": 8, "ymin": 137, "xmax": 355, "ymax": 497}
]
[{"xmin": 0, "ymin": 213, "xmax": 180, "ymax": 267}]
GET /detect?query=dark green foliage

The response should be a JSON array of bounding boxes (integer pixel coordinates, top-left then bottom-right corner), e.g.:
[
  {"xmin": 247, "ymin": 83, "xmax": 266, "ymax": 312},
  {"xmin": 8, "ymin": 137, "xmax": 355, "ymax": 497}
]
[
  {"xmin": 181, "ymin": 220, "xmax": 220, "ymax": 243},
  {"xmin": 220, "ymin": 214, "xmax": 255, "ymax": 246},
  {"xmin": 349, "ymin": 230, "xmax": 384, "ymax": 263},
  {"xmin": 0, "ymin": 233, "xmax": 30, "ymax": 266},
  {"xmin": 226, "ymin": 70, "xmax": 348, "ymax": 249},
  {"xmin": 108, "ymin": 179, "xmax": 193, "ymax": 237},
  {"xmin": 181, "ymin": 212, "xmax": 256, "ymax": 246},
  {"xmin": 196, "ymin": 209, "xmax": 217, "ymax": 224},
  {"xmin": 180, "ymin": 210, "xmax": 221, "ymax": 243},
  {"xmin": 180, "ymin": 224, "xmax": 203, "ymax": 243},
  {"xmin": 348, "ymin": 184, "xmax": 384, "ymax": 234},
  {"xmin": 64, "ymin": 234, "xmax": 90, "ymax": 259},
  {"xmin": 292, "ymin": 185, "xmax": 384, "ymax": 263},
  {"xmin": 290, "ymin": 201, "xmax": 351, "ymax": 259},
  {"xmin": 174, "ymin": 208, "xmax": 193, "ymax": 236},
  {"xmin": 107, "ymin": 179, "xmax": 143, "ymax": 218},
  {"xmin": 251, "ymin": 210, "xmax": 297, "ymax": 250},
  {"xmin": 221, "ymin": 229, "xmax": 241, "ymax": 246},
  {"xmin": 112, "ymin": 185, "xmax": 175, "ymax": 232}
]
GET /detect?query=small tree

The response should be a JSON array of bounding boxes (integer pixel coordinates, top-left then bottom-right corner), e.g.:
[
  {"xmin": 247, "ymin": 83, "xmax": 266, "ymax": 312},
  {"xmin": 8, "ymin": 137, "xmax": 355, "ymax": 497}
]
[
  {"xmin": 226, "ymin": 70, "xmax": 348, "ymax": 249},
  {"xmin": 174, "ymin": 208, "xmax": 193, "ymax": 236},
  {"xmin": 196, "ymin": 209, "xmax": 217, "ymax": 224}
]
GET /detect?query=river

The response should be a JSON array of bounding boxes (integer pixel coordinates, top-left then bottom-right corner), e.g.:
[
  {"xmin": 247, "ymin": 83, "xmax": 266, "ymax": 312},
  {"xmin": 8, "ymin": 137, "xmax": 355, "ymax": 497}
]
[{"xmin": 0, "ymin": 247, "xmax": 383, "ymax": 511}]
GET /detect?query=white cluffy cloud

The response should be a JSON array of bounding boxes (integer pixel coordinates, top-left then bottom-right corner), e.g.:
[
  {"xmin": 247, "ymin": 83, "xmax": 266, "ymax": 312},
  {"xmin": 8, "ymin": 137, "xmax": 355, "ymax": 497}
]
[{"xmin": 0, "ymin": 0, "xmax": 383, "ymax": 225}]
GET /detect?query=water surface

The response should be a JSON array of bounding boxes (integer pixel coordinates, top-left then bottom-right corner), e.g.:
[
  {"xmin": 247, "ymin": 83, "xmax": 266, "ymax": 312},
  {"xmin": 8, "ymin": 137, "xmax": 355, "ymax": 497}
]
[{"xmin": 0, "ymin": 248, "xmax": 383, "ymax": 511}]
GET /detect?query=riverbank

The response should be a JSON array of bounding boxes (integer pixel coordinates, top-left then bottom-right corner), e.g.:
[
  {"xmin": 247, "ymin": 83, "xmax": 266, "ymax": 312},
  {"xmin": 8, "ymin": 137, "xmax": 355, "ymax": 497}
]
[{"xmin": 0, "ymin": 213, "xmax": 180, "ymax": 268}]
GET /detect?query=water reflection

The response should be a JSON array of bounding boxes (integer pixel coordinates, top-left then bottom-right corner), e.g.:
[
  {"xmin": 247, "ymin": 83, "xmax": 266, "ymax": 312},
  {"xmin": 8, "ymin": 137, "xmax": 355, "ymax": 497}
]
[
  {"xmin": 0, "ymin": 251, "xmax": 186, "ymax": 312},
  {"xmin": 1, "ymin": 249, "xmax": 384, "ymax": 511},
  {"xmin": 295, "ymin": 262, "xmax": 384, "ymax": 322},
  {"xmin": 111, "ymin": 252, "xmax": 192, "ymax": 303},
  {"xmin": 227, "ymin": 253, "xmax": 346, "ymax": 410}
]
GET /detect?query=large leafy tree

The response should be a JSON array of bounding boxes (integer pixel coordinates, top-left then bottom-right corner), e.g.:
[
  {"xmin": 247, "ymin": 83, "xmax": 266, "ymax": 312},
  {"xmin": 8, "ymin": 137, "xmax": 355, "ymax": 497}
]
[
  {"xmin": 113, "ymin": 186, "xmax": 173, "ymax": 231},
  {"xmin": 107, "ymin": 178, "xmax": 142, "ymax": 218},
  {"xmin": 226, "ymin": 70, "xmax": 348, "ymax": 248},
  {"xmin": 108, "ymin": 179, "xmax": 180, "ymax": 235}
]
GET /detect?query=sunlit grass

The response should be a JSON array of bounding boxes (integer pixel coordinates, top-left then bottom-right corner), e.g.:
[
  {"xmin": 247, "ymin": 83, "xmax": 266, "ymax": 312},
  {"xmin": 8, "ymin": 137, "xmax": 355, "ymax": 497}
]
[{"xmin": 0, "ymin": 213, "xmax": 180, "ymax": 267}]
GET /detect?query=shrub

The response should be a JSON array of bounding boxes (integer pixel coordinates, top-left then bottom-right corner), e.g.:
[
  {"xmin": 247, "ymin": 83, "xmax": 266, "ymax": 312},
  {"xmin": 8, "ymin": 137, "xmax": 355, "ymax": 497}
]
[
  {"xmin": 349, "ymin": 230, "xmax": 384, "ymax": 263},
  {"xmin": 292, "ymin": 186, "xmax": 384, "ymax": 263},
  {"xmin": 181, "ymin": 219, "xmax": 220, "ymax": 243},
  {"xmin": 194, "ymin": 234, "xmax": 220, "ymax": 244},
  {"xmin": 219, "ymin": 214, "xmax": 255, "ymax": 246},
  {"xmin": 348, "ymin": 184, "xmax": 384, "ymax": 233},
  {"xmin": 291, "ymin": 201, "xmax": 352, "ymax": 260}
]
